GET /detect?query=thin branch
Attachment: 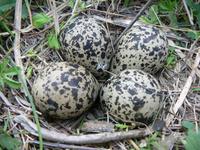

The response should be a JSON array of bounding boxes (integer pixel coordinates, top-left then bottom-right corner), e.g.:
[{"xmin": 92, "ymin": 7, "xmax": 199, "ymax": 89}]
[
  {"xmin": 182, "ymin": 0, "xmax": 194, "ymax": 27},
  {"xmin": 13, "ymin": 0, "xmax": 24, "ymax": 77},
  {"xmin": 114, "ymin": 0, "xmax": 153, "ymax": 45},
  {"xmin": 13, "ymin": 1, "xmax": 43, "ymax": 149},
  {"xmin": 14, "ymin": 115, "xmax": 152, "ymax": 145},
  {"xmin": 30, "ymin": 141, "xmax": 107, "ymax": 150},
  {"xmin": 49, "ymin": 0, "xmax": 60, "ymax": 34}
]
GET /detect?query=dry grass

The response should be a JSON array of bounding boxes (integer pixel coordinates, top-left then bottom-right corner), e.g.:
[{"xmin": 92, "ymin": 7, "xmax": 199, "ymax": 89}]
[{"xmin": 0, "ymin": 0, "xmax": 200, "ymax": 149}]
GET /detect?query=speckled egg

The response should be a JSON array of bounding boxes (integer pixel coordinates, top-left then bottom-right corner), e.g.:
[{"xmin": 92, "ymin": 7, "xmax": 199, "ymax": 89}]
[
  {"xmin": 100, "ymin": 69, "xmax": 162, "ymax": 124},
  {"xmin": 59, "ymin": 16, "xmax": 112, "ymax": 78},
  {"xmin": 110, "ymin": 24, "xmax": 168, "ymax": 74},
  {"xmin": 32, "ymin": 62, "xmax": 99, "ymax": 119}
]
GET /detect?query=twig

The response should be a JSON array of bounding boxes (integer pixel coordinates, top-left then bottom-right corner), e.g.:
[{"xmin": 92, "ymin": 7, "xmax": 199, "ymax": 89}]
[
  {"xmin": 114, "ymin": 0, "xmax": 153, "ymax": 45},
  {"xmin": 182, "ymin": 0, "xmax": 194, "ymax": 27},
  {"xmin": 13, "ymin": 0, "xmax": 24, "ymax": 79},
  {"xmin": 49, "ymin": 0, "xmax": 60, "ymax": 34},
  {"xmin": 14, "ymin": 115, "xmax": 152, "ymax": 145},
  {"xmin": 24, "ymin": 0, "xmax": 33, "ymax": 26},
  {"xmin": 165, "ymin": 49, "xmax": 200, "ymax": 126},
  {"xmin": 30, "ymin": 141, "xmax": 107, "ymax": 150},
  {"xmin": 62, "ymin": 0, "xmax": 79, "ymax": 29},
  {"xmin": 13, "ymin": 1, "xmax": 43, "ymax": 149},
  {"xmin": 128, "ymin": 139, "xmax": 140, "ymax": 150},
  {"xmin": 0, "ymin": 91, "xmax": 23, "ymax": 114}
]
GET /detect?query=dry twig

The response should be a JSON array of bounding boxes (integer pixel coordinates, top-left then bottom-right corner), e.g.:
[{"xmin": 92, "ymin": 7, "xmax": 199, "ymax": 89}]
[
  {"xmin": 182, "ymin": 0, "xmax": 194, "ymax": 27},
  {"xmin": 114, "ymin": 0, "xmax": 153, "ymax": 45},
  {"xmin": 48, "ymin": 0, "xmax": 60, "ymax": 34},
  {"xmin": 13, "ymin": 0, "xmax": 25, "ymax": 82},
  {"xmin": 30, "ymin": 141, "xmax": 107, "ymax": 150},
  {"xmin": 14, "ymin": 115, "xmax": 152, "ymax": 145}
]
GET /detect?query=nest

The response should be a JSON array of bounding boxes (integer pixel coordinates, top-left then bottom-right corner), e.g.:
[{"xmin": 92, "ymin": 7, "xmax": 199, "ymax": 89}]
[{"xmin": 0, "ymin": 0, "xmax": 200, "ymax": 149}]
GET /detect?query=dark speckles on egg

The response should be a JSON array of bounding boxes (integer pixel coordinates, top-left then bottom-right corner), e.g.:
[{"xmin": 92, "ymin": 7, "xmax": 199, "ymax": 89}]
[
  {"xmin": 68, "ymin": 78, "xmax": 80, "ymax": 87},
  {"xmin": 110, "ymin": 24, "xmax": 168, "ymax": 74},
  {"xmin": 128, "ymin": 88, "xmax": 137, "ymax": 95},
  {"xmin": 60, "ymin": 72, "xmax": 69, "ymax": 83},
  {"xmin": 59, "ymin": 89, "xmax": 65, "ymax": 95},
  {"xmin": 32, "ymin": 62, "xmax": 99, "ymax": 119},
  {"xmin": 100, "ymin": 69, "xmax": 161, "ymax": 124},
  {"xmin": 59, "ymin": 16, "xmax": 113, "ymax": 78},
  {"xmin": 47, "ymin": 98, "xmax": 58, "ymax": 111}
]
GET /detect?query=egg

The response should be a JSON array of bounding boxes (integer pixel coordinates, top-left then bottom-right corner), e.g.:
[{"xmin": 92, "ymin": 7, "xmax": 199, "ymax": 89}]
[
  {"xmin": 59, "ymin": 16, "xmax": 112, "ymax": 78},
  {"xmin": 32, "ymin": 62, "xmax": 99, "ymax": 119},
  {"xmin": 110, "ymin": 24, "xmax": 168, "ymax": 74},
  {"xmin": 100, "ymin": 69, "xmax": 162, "ymax": 124}
]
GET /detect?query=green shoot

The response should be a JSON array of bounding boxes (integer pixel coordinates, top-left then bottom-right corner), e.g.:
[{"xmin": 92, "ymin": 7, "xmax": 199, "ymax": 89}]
[
  {"xmin": 182, "ymin": 121, "xmax": 200, "ymax": 150},
  {"xmin": 192, "ymin": 87, "xmax": 200, "ymax": 92},
  {"xmin": 166, "ymin": 46, "xmax": 177, "ymax": 68},
  {"xmin": 0, "ymin": 129, "xmax": 21, "ymax": 150},
  {"xmin": 115, "ymin": 123, "xmax": 129, "ymax": 131},
  {"xmin": 32, "ymin": 13, "xmax": 52, "ymax": 28},
  {"xmin": 0, "ymin": 58, "xmax": 21, "ymax": 89},
  {"xmin": 47, "ymin": 32, "xmax": 61, "ymax": 49}
]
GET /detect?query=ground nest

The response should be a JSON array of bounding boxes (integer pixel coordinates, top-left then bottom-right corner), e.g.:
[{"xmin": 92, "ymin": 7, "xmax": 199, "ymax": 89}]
[{"xmin": 0, "ymin": 0, "xmax": 200, "ymax": 150}]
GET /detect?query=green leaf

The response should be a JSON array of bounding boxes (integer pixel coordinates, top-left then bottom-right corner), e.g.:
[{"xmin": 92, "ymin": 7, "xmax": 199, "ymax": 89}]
[
  {"xmin": 192, "ymin": 87, "xmax": 200, "ymax": 92},
  {"xmin": 166, "ymin": 47, "xmax": 177, "ymax": 67},
  {"xmin": 169, "ymin": 12, "xmax": 178, "ymax": 27},
  {"xmin": 47, "ymin": 33, "xmax": 60, "ymax": 49},
  {"xmin": 0, "ymin": 0, "xmax": 16, "ymax": 15},
  {"xmin": 0, "ymin": 58, "xmax": 9, "ymax": 74},
  {"xmin": 186, "ymin": 0, "xmax": 200, "ymax": 28},
  {"xmin": 115, "ymin": 123, "xmax": 129, "ymax": 129},
  {"xmin": 182, "ymin": 121, "xmax": 194, "ymax": 130},
  {"xmin": 185, "ymin": 130, "xmax": 200, "ymax": 150},
  {"xmin": 158, "ymin": 0, "xmax": 178, "ymax": 12},
  {"xmin": 79, "ymin": 1, "xmax": 86, "ymax": 10},
  {"xmin": 3, "ymin": 76, "xmax": 21, "ymax": 89},
  {"xmin": 124, "ymin": 0, "xmax": 131, "ymax": 7},
  {"xmin": 0, "ymin": 20, "xmax": 12, "ymax": 34},
  {"xmin": 0, "ymin": 130, "xmax": 21, "ymax": 150},
  {"xmin": 32, "ymin": 13, "xmax": 52, "ymax": 28},
  {"xmin": 26, "ymin": 66, "xmax": 33, "ymax": 79},
  {"xmin": 0, "ymin": 79, "xmax": 4, "ymax": 89},
  {"xmin": 4, "ymin": 66, "xmax": 21, "ymax": 76},
  {"xmin": 22, "ymin": 3, "xmax": 28, "ymax": 19},
  {"xmin": 68, "ymin": 0, "xmax": 74, "ymax": 8},
  {"xmin": 140, "ymin": 5, "xmax": 159, "ymax": 25},
  {"xmin": 186, "ymin": 31, "xmax": 200, "ymax": 40}
]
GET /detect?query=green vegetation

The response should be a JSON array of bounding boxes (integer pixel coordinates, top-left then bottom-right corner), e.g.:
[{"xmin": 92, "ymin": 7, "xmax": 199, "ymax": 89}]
[
  {"xmin": 166, "ymin": 46, "xmax": 177, "ymax": 68},
  {"xmin": 182, "ymin": 121, "xmax": 200, "ymax": 150},
  {"xmin": 0, "ymin": 130, "xmax": 21, "ymax": 150},
  {"xmin": 32, "ymin": 13, "xmax": 52, "ymax": 28},
  {"xmin": 141, "ymin": 132, "xmax": 160, "ymax": 150},
  {"xmin": 140, "ymin": 0, "xmax": 199, "ymax": 28},
  {"xmin": 115, "ymin": 123, "xmax": 129, "ymax": 130},
  {"xmin": 0, "ymin": 59, "xmax": 21, "ymax": 90},
  {"xmin": 47, "ymin": 32, "xmax": 60, "ymax": 49}
]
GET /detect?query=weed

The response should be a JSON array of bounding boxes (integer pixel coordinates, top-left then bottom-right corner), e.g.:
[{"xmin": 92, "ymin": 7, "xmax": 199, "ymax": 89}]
[
  {"xmin": 140, "ymin": 132, "xmax": 161, "ymax": 150},
  {"xmin": 47, "ymin": 32, "xmax": 61, "ymax": 49},
  {"xmin": 0, "ymin": 129, "xmax": 21, "ymax": 150},
  {"xmin": 32, "ymin": 13, "xmax": 52, "ymax": 28},
  {"xmin": 182, "ymin": 121, "xmax": 200, "ymax": 150},
  {"xmin": 115, "ymin": 123, "xmax": 129, "ymax": 131},
  {"xmin": 165, "ymin": 46, "xmax": 177, "ymax": 68},
  {"xmin": 0, "ymin": 58, "xmax": 21, "ymax": 89}
]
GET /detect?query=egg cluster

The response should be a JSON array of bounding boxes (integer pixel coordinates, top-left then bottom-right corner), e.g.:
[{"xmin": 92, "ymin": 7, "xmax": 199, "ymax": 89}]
[{"xmin": 32, "ymin": 15, "xmax": 168, "ymax": 124}]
